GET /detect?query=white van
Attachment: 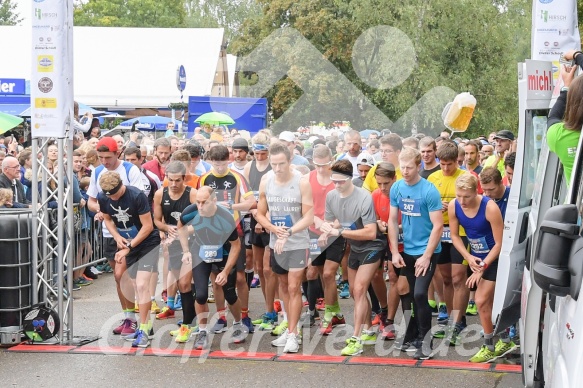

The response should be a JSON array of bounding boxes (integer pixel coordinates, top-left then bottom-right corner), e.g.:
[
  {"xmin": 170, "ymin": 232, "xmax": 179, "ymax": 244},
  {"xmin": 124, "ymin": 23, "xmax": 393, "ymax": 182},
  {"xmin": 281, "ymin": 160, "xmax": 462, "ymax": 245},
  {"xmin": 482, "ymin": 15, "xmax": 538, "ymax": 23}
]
[{"xmin": 493, "ymin": 60, "xmax": 582, "ymax": 387}]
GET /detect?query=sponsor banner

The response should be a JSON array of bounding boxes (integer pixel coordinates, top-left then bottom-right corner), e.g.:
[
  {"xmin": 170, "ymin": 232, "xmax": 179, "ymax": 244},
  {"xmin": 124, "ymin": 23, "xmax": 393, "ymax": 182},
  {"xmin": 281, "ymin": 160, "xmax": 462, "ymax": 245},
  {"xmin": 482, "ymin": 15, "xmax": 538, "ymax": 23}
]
[
  {"xmin": 531, "ymin": 0, "xmax": 581, "ymax": 96},
  {"xmin": 31, "ymin": 0, "xmax": 74, "ymax": 138},
  {"xmin": 525, "ymin": 60, "xmax": 553, "ymax": 101},
  {"xmin": 0, "ymin": 78, "xmax": 26, "ymax": 95}
]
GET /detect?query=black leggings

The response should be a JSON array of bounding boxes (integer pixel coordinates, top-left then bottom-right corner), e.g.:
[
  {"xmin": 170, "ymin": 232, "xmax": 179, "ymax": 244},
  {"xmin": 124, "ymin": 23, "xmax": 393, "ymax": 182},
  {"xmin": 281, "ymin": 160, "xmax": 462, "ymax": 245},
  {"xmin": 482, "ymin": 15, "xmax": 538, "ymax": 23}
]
[
  {"xmin": 401, "ymin": 252, "xmax": 438, "ymax": 342},
  {"xmin": 193, "ymin": 261, "xmax": 238, "ymax": 306}
]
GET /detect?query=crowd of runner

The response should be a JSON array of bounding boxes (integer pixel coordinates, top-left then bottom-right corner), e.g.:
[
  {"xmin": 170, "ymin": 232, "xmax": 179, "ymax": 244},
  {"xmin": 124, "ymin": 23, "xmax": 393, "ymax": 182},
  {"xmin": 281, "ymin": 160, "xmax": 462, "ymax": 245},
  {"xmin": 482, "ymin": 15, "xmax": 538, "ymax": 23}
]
[{"xmin": 0, "ymin": 120, "xmax": 520, "ymax": 363}]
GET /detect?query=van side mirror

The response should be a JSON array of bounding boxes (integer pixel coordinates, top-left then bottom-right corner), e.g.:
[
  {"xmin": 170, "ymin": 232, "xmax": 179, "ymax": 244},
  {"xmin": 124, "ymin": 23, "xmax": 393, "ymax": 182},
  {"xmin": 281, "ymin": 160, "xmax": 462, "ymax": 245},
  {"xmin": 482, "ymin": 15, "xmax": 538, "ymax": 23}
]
[{"xmin": 533, "ymin": 204, "xmax": 579, "ymax": 297}]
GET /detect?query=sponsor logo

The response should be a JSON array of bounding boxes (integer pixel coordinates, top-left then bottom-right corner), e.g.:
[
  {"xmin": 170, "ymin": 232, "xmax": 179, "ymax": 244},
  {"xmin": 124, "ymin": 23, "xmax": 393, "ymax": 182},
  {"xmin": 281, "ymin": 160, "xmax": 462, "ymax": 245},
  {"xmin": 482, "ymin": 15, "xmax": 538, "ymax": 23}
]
[
  {"xmin": 34, "ymin": 98, "xmax": 57, "ymax": 108},
  {"xmin": 539, "ymin": 0, "xmax": 553, "ymax": 3},
  {"xmin": 540, "ymin": 10, "xmax": 567, "ymax": 23},
  {"xmin": 37, "ymin": 55, "xmax": 54, "ymax": 72},
  {"xmin": 38, "ymin": 77, "xmax": 53, "ymax": 93},
  {"xmin": 527, "ymin": 69, "xmax": 552, "ymax": 92},
  {"xmin": 34, "ymin": 8, "xmax": 58, "ymax": 20}
]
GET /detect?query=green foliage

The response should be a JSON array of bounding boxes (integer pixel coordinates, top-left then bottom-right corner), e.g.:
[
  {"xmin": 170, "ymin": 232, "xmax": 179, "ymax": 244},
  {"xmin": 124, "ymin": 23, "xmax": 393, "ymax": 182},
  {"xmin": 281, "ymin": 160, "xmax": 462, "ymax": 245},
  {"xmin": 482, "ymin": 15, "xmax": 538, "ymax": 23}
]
[
  {"xmin": 232, "ymin": 0, "xmax": 533, "ymax": 137},
  {"xmin": 0, "ymin": 0, "xmax": 22, "ymax": 26},
  {"xmin": 73, "ymin": 0, "xmax": 187, "ymax": 27}
]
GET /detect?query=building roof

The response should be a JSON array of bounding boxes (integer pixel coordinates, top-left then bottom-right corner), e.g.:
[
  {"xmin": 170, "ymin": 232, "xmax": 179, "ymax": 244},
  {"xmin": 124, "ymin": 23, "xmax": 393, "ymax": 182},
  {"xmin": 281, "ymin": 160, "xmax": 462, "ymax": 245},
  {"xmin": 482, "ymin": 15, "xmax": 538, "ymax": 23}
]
[{"xmin": 0, "ymin": 26, "xmax": 225, "ymax": 109}]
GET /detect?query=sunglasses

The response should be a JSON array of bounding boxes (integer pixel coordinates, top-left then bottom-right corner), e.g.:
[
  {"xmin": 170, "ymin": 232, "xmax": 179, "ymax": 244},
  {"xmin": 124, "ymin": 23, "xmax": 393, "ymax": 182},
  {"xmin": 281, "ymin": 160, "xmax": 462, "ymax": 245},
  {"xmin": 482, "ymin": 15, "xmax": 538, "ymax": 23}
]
[{"xmin": 252, "ymin": 144, "xmax": 268, "ymax": 151}]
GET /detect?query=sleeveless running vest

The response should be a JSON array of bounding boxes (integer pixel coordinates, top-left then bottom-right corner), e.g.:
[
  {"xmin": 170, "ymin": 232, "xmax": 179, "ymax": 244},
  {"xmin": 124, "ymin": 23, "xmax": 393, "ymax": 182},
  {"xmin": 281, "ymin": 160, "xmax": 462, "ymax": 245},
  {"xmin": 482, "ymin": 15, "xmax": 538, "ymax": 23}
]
[
  {"xmin": 161, "ymin": 186, "xmax": 192, "ymax": 226},
  {"xmin": 454, "ymin": 196, "xmax": 495, "ymax": 260},
  {"xmin": 265, "ymin": 172, "xmax": 309, "ymax": 250}
]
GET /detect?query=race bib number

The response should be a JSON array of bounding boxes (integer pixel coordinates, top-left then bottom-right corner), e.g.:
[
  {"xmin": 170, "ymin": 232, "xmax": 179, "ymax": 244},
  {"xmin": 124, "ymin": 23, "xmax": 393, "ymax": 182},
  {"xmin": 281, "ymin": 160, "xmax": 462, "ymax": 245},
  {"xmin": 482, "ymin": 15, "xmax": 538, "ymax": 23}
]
[
  {"xmin": 398, "ymin": 232, "xmax": 404, "ymax": 244},
  {"xmin": 271, "ymin": 215, "xmax": 292, "ymax": 228},
  {"xmin": 199, "ymin": 245, "xmax": 223, "ymax": 263},
  {"xmin": 441, "ymin": 226, "xmax": 452, "ymax": 243},
  {"xmin": 309, "ymin": 239, "xmax": 321, "ymax": 255},
  {"xmin": 117, "ymin": 226, "xmax": 138, "ymax": 240},
  {"xmin": 468, "ymin": 237, "xmax": 490, "ymax": 255},
  {"xmin": 399, "ymin": 198, "xmax": 421, "ymax": 217}
]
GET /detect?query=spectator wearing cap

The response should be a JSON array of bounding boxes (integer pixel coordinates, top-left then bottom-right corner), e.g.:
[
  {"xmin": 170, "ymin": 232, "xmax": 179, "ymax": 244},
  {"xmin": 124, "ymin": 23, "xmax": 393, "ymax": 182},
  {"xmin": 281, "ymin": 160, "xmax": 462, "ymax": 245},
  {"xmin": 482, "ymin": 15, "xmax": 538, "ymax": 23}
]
[
  {"xmin": 353, "ymin": 153, "xmax": 375, "ymax": 188},
  {"xmin": 229, "ymin": 138, "xmax": 250, "ymax": 175},
  {"xmin": 0, "ymin": 156, "xmax": 31, "ymax": 208},
  {"xmin": 278, "ymin": 131, "xmax": 310, "ymax": 166},
  {"xmin": 483, "ymin": 129, "xmax": 514, "ymax": 177}
]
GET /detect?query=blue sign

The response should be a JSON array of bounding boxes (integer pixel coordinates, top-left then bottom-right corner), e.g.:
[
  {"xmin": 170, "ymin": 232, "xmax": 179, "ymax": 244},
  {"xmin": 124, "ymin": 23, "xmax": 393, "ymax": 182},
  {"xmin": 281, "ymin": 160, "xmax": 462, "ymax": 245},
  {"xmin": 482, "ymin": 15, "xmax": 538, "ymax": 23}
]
[
  {"xmin": 176, "ymin": 65, "xmax": 186, "ymax": 92},
  {"xmin": 0, "ymin": 79, "xmax": 26, "ymax": 95}
]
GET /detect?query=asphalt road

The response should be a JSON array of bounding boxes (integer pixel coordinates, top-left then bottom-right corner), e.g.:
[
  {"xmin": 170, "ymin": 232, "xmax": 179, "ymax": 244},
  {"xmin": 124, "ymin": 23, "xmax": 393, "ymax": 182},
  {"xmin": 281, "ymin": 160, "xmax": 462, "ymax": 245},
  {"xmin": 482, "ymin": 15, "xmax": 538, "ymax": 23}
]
[{"xmin": 0, "ymin": 264, "xmax": 523, "ymax": 387}]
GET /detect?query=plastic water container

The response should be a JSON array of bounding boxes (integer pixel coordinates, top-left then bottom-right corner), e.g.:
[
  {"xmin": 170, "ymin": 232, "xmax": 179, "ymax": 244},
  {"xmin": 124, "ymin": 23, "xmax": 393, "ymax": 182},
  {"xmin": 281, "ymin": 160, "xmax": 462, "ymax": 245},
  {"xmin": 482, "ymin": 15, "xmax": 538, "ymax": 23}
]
[{"xmin": 0, "ymin": 209, "xmax": 33, "ymax": 345}]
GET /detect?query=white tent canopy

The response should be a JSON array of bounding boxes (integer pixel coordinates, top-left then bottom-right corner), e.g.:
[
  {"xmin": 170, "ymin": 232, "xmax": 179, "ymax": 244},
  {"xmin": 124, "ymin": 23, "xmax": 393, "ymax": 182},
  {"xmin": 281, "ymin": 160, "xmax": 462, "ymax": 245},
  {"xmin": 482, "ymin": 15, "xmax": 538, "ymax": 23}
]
[{"xmin": 0, "ymin": 26, "xmax": 225, "ymax": 109}]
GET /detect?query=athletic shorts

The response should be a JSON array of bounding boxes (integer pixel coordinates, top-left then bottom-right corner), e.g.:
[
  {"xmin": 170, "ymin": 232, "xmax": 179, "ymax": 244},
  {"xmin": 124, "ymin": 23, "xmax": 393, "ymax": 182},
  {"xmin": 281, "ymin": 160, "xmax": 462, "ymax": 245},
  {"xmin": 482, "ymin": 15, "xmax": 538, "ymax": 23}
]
[
  {"xmin": 437, "ymin": 237, "xmax": 469, "ymax": 265},
  {"xmin": 348, "ymin": 249, "xmax": 384, "ymax": 270},
  {"xmin": 242, "ymin": 216, "xmax": 252, "ymax": 250},
  {"xmin": 271, "ymin": 249, "xmax": 309, "ymax": 275},
  {"xmin": 467, "ymin": 257, "xmax": 498, "ymax": 285},
  {"xmin": 125, "ymin": 235, "xmax": 161, "ymax": 279},
  {"xmin": 103, "ymin": 237, "xmax": 118, "ymax": 261},
  {"xmin": 210, "ymin": 237, "xmax": 246, "ymax": 274},
  {"xmin": 168, "ymin": 241, "xmax": 184, "ymax": 271},
  {"xmin": 308, "ymin": 231, "xmax": 346, "ymax": 266},
  {"xmin": 250, "ymin": 217, "xmax": 270, "ymax": 248}
]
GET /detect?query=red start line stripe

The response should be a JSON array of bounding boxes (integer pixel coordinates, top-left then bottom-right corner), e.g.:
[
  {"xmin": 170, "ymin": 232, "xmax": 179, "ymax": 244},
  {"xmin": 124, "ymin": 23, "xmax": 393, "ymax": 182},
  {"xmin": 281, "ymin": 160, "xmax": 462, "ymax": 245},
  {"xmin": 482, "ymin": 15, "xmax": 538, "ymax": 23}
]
[{"xmin": 6, "ymin": 343, "xmax": 522, "ymax": 374}]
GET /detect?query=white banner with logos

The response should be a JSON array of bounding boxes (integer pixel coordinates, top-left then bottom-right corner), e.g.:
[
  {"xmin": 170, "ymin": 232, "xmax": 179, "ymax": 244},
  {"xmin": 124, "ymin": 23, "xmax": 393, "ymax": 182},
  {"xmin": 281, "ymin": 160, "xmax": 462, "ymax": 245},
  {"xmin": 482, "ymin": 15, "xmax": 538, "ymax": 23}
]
[
  {"xmin": 531, "ymin": 0, "xmax": 580, "ymax": 60},
  {"xmin": 31, "ymin": 0, "xmax": 74, "ymax": 139}
]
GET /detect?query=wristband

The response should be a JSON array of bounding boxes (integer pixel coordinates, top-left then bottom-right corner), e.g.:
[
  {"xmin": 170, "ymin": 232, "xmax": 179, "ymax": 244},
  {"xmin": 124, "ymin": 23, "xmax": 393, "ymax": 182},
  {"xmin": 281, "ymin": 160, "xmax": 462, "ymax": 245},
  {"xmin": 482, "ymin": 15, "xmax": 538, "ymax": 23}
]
[
  {"xmin": 287, "ymin": 228, "xmax": 293, "ymax": 237},
  {"xmin": 480, "ymin": 261, "xmax": 489, "ymax": 270},
  {"xmin": 561, "ymin": 86, "xmax": 569, "ymax": 92},
  {"xmin": 574, "ymin": 50, "xmax": 583, "ymax": 59},
  {"xmin": 182, "ymin": 251, "xmax": 190, "ymax": 254}
]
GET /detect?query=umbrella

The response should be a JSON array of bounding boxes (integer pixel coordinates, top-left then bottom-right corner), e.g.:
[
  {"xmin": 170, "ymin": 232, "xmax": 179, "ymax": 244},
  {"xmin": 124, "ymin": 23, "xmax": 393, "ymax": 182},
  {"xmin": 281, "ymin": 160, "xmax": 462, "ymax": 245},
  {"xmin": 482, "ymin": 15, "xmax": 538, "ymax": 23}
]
[
  {"xmin": 101, "ymin": 125, "xmax": 150, "ymax": 138},
  {"xmin": 0, "ymin": 112, "xmax": 24, "ymax": 134},
  {"xmin": 359, "ymin": 129, "xmax": 380, "ymax": 139},
  {"xmin": 194, "ymin": 112, "xmax": 235, "ymax": 126},
  {"xmin": 118, "ymin": 116, "xmax": 182, "ymax": 131}
]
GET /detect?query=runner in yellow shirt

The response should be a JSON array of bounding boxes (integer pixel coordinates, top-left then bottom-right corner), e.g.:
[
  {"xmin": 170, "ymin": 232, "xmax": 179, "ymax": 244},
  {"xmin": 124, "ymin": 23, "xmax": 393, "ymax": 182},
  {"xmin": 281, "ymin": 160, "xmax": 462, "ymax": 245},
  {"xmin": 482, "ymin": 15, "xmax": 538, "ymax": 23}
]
[{"xmin": 363, "ymin": 134, "xmax": 403, "ymax": 192}]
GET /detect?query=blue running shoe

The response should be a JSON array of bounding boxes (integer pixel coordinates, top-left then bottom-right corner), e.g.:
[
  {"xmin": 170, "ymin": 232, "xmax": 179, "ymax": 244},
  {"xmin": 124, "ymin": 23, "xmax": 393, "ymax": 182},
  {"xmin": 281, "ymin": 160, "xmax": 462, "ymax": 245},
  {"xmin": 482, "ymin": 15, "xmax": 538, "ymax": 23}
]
[
  {"xmin": 174, "ymin": 292, "xmax": 182, "ymax": 311},
  {"xmin": 339, "ymin": 282, "xmax": 350, "ymax": 299},
  {"xmin": 212, "ymin": 317, "xmax": 228, "ymax": 333},
  {"xmin": 437, "ymin": 303, "xmax": 448, "ymax": 325},
  {"xmin": 242, "ymin": 316, "xmax": 255, "ymax": 333},
  {"xmin": 250, "ymin": 277, "xmax": 260, "ymax": 288},
  {"xmin": 131, "ymin": 330, "xmax": 150, "ymax": 348},
  {"xmin": 509, "ymin": 325, "xmax": 517, "ymax": 340}
]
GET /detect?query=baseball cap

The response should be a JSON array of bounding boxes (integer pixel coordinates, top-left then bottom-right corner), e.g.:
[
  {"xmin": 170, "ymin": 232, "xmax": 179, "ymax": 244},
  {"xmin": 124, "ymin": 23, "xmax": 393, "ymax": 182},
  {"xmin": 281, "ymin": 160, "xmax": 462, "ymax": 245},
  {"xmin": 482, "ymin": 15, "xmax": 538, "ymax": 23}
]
[
  {"xmin": 96, "ymin": 137, "xmax": 118, "ymax": 152},
  {"xmin": 279, "ymin": 131, "xmax": 296, "ymax": 143},
  {"xmin": 493, "ymin": 129, "xmax": 515, "ymax": 141},
  {"xmin": 232, "ymin": 138, "xmax": 249, "ymax": 151},
  {"xmin": 356, "ymin": 153, "xmax": 375, "ymax": 168}
]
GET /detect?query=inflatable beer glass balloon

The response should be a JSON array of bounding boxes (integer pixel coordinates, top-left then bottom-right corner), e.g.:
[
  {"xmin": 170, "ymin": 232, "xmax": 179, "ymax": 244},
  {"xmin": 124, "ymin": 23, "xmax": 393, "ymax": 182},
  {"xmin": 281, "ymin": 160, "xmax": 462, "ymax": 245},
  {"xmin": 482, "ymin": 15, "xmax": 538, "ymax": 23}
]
[{"xmin": 442, "ymin": 92, "xmax": 477, "ymax": 133}]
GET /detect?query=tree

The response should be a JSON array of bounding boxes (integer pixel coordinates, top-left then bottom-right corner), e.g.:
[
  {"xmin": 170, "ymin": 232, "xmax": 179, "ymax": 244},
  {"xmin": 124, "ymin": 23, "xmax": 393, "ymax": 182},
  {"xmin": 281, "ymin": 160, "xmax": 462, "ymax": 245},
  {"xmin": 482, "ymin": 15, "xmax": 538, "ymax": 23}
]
[
  {"xmin": 0, "ymin": 0, "xmax": 22, "ymax": 26},
  {"xmin": 73, "ymin": 0, "xmax": 187, "ymax": 27},
  {"xmin": 232, "ymin": 0, "xmax": 532, "ymax": 137}
]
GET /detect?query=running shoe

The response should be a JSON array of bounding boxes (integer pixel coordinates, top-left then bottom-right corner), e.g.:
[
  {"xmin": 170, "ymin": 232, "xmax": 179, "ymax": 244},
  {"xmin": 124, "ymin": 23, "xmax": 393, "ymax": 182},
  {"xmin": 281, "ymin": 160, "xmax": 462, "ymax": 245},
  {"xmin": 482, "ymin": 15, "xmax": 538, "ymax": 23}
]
[
  {"xmin": 413, "ymin": 343, "xmax": 432, "ymax": 360},
  {"xmin": 208, "ymin": 291, "xmax": 215, "ymax": 304},
  {"xmin": 316, "ymin": 298, "xmax": 325, "ymax": 311},
  {"xmin": 131, "ymin": 330, "xmax": 150, "ymax": 348},
  {"xmin": 84, "ymin": 267, "xmax": 98, "ymax": 280},
  {"xmin": 71, "ymin": 280, "xmax": 81, "ymax": 291},
  {"xmin": 124, "ymin": 327, "xmax": 154, "ymax": 341},
  {"xmin": 175, "ymin": 324, "xmax": 192, "ymax": 343},
  {"xmin": 494, "ymin": 339, "xmax": 518, "ymax": 358},
  {"xmin": 271, "ymin": 330, "xmax": 289, "ymax": 347},
  {"xmin": 230, "ymin": 324, "xmax": 248, "ymax": 344},
  {"xmin": 509, "ymin": 325, "xmax": 517, "ymax": 340},
  {"xmin": 151, "ymin": 300, "xmax": 161, "ymax": 314},
  {"xmin": 76, "ymin": 277, "xmax": 92, "ymax": 286},
  {"xmin": 174, "ymin": 293, "xmax": 182, "ymax": 310},
  {"xmin": 194, "ymin": 330, "xmax": 209, "ymax": 350},
  {"xmin": 113, "ymin": 318, "xmax": 137, "ymax": 335},
  {"xmin": 371, "ymin": 312, "xmax": 381, "ymax": 327},
  {"xmin": 250, "ymin": 277, "xmax": 260, "ymax": 288},
  {"xmin": 283, "ymin": 332, "xmax": 300, "ymax": 353},
  {"xmin": 242, "ymin": 316, "xmax": 255, "ymax": 333},
  {"xmin": 103, "ymin": 263, "xmax": 114, "ymax": 273},
  {"xmin": 360, "ymin": 330, "xmax": 377, "ymax": 345},
  {"xmin": 341, "ymin": 337, "xmax": 363, "ymax": 356},
  {"xmin": 95, "ymin": 263, "xmax": 108, "ymax": 272},
  {"xmin": 271, "ymin": 320, "xmax": 288, "ymax": 336},
  {"xmin": 339, "ymin": 282, "xmax": 350, "ymax": 299},
  {"xmin": 381, "ymin": 324, "xmax": 396, "ymax": 341},
  {"xmin": 320, "ymin": 315, "xmax": 345, "ymax": 336},
  {"xmin": 156, "ymin": 306, "xmax": 175, "ymax": 320},
  {"xmin": 469, "ymin": 345, "xmax": 496, "ymax": 363},
  {"xmin": 430, "ymin": 302, "xmax": 439, "ymax": 317},
  {"xmin": 273, "ymin": 300, "xmax": 282, "ymax": 313},
  {"xmin": 302, "ymin": 310, "xmax": 319, "ymax": 327},
  {"xmin": 466, "ymin": 300, "xmax": 478, "ymax": 316},
  {"xmin": 437, "ymin": 303, "xmax": 448, "ymax": 325},
  {"xmin": 258, "ymin": 312, "xmax": 278, "ymax": 331},
  {"xmin": 394, "ymin": 340, "xmax": 418, "ymax": 352},
  {"xmin": 212, "ymin": 317, "xmax": 228, "ymax": 334},
  {"xmin": 446, "ymin": 327, "xmax": 461, "ymax": 347},
  {"xmin": 161, "ymin": 289, "xmax": 168, "ymax": 303}
]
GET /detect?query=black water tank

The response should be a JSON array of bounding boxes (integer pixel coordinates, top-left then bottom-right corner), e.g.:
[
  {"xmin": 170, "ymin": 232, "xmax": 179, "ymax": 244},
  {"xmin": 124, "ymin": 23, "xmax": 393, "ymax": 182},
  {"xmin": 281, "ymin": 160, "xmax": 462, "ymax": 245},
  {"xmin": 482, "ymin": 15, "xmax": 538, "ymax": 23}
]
[{"xmin": 0, "ymin": 209, "xmax": 32, "ymax": 344}]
